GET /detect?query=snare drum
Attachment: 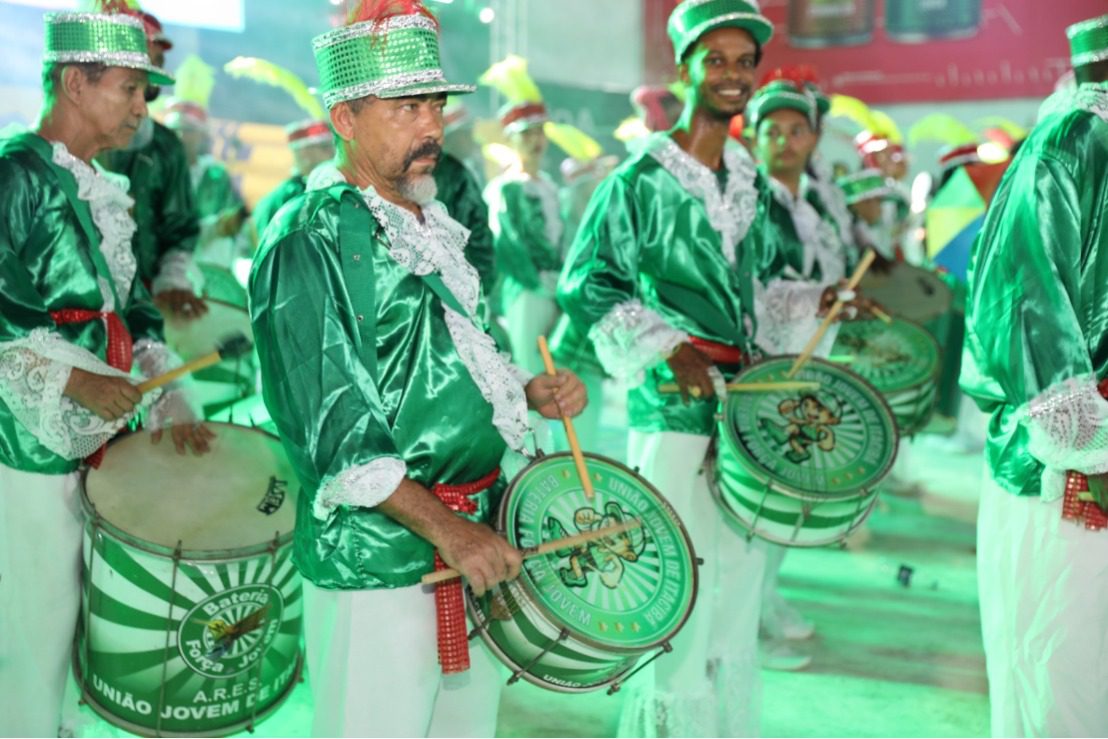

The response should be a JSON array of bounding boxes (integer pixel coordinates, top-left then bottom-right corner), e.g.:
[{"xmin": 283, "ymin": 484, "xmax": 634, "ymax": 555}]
[
  {"xmin": 163, "ymin": 289, "xmax": 257, "ymax": 418},
  {"xmin": 858, "ymin": 262, "xmax": 953, "ymax": 323},
  {"xmin": 76, "ymin": 423, "xmax": 302, "ymax": 737},
  {"xmin": 832, "ymin": 318, "xmax": 941, "ymax": 436},
  {"xmin": 708, "ymin": 356, "xmax": 898, "ymax": 547},
  {"xmin": 468, "ymin": 452, "xmax": 698, "ymax": 693}
]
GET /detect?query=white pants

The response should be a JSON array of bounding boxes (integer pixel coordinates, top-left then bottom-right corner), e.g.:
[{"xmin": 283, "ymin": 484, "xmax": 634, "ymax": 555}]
[
  {"xmin": 505, "ymin": 291, "xmax": 559, "ymax": 376},
  {"xmin": 619, "ymin": 431, "xmax": 766, "ymax": 737},
  {"xmin": 303, "ymin": 580, "xmax": 504, "ymax": 738},
  {"xmin": 0, "ymin": 464, "xmax": 83, "ymax": 738},
  {"xmin": 978, "ymin": 473, "xmax": 1108, "ymax": 737},
  {"xmin": 552, "ymin": 367, "xmax": 606, "ymax": 454}
]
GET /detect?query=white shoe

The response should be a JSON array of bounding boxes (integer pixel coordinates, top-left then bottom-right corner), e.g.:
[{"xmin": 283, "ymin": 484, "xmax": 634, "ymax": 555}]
[
  {"xmin": 760, "ymin": 640, "xmax": 812, "ymax": 672},
  {"xmin": 762, "ymin": 594, "xmax": 816, "ymax": 641}
]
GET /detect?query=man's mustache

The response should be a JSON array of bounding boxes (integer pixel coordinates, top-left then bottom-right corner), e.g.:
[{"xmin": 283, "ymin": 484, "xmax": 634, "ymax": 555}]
[{"xmin": 404, "ymin": 141, "xmax": 442, "ymax": 170}]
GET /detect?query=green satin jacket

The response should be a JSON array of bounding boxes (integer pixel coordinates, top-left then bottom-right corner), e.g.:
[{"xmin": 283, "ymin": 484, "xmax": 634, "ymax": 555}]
[
  {"xmin": 250, "ymin": 183, "xmax": 508, "ymax": 590},
  {"xmin": 0, "ymin": 132, "xmax": 163, "ymax": 474},
  {"xmin": 485, "ymin": 171, "xmax": 564, "ymax": 312},
  {"xmin": 558, "ymin": 135, "xmax": 780, "ymax": 435},
  {"xmin": 100, "ymin": 121, "xmax": 199, "ymax": 285},
  {"xmin": 961, "ymin": 85, "xmax": 1108, "ymax": 496},
  {"xmin": 435, "ymin": 152, "xmax": 497, "ymax": 296},
  {"xmin": 252, "ymin": 174, "xmax": 306, "ymax": 236}
]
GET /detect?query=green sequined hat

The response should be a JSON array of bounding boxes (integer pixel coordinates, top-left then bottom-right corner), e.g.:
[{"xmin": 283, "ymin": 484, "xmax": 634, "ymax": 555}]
[
  {"xmin": 837, "ymin": 169, "xmax": 899, "ymax": 205},
  {"xmin": 746, "ymin": 79, "xmax": 818, "ymax": 130},
  {"xmin": 667, "ymin": 0, "xmax": 774, "ymax": 64},
  {"xmin": 312, "ymin": 14, "xmax": 474, "ymax": 110},
  {"xmin": 43, "ymin": 12, "xmax": 174, "ymax": 86},
  {"xmin": 1067, "ymin": 14, "xmax": 1108, "ymax": 69}
]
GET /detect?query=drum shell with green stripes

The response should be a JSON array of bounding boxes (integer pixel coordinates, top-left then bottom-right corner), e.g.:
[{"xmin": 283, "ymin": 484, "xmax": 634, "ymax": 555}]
[
  {"xmin": 76, "ymin": 424, "xmax": 301, "ymax": 736},
  {"xmin": 468, "ymin": 452, "xmax": 698, "ymax": 692},
  {"xmin": 711, "ymin": 356, "xmax": 898, "ymax": 547},
  {"xmin": 832, "ymin": 318, "xmax": 941, "ymax": 436}
]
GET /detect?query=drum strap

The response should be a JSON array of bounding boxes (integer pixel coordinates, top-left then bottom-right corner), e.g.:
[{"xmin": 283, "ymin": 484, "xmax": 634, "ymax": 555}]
[
  {"xmin": 1062, "ymin": 379, "xmax": 1108, "ymax": 531},
  {"xmin": 337, "ymin": 193, "xmax": 379, "ymax": 382},
  {"xmin": 431, "ymin": 468, "xmax": 501, "ymax": 674},
  {"xmin": 50, "ymin": 309, "xmax": 135, "ymax": 468},
  {"xmin": 653, "ymin": 278, "xmax": 751, "ymax": 353}
]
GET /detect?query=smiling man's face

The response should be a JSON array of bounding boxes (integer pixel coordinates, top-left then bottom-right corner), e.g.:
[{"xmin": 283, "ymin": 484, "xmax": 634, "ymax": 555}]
[{"xmin": 681, "ymin": 26, "xmax": 759, "ymax": 122}]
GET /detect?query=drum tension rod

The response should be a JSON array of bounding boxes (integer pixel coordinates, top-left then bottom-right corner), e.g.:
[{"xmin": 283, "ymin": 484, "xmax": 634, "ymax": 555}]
[
  {"xmin": 607, "ymin": 642, "xmax": 675, "ymax": 696},
  {"xmin": 507, "ymin": 628, "xmax": 570, "ymax": 685}
]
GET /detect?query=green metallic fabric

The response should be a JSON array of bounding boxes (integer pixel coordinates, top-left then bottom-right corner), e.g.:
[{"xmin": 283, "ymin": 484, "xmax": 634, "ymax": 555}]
[
  {"xmin": 0, "ymin": 132, "xmax": 163, "ymax": 475},
  {"xmin": 101, "ymin": 121, "xmax": 199, "ymax": 285},
  {"xmin": 252, "ymin": 174, "xmax": 306, "ymax": 236},
  {"xmin": 486, "ymin": 174, "xmax": 563, "ymax": 312},
  {"xmin": 961, "ymin": 91, "xmax": 1108, "ymax": 496},
  {"xmin": 434, "ymin": 153, "xmax": 496, "ymax": 295},
  {"xmin": 250, "ymin": 184, "xmax": 507, "ymax": 590},
  {"xmin": 559, "ymin": 143, "xmax": 778, "ymax": 436},
  {"xmin": 193, "ymin": 157, "xmax": 243, "ymax": 220}
]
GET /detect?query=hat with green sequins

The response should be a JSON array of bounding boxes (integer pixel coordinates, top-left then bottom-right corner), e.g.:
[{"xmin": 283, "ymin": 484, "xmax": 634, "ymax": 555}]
[
  {"xmin": 837, "ymin": 169, "xmax": 900, "ymax": 205},
  {"xmin": 43, "ymin": 12, "xmax": 174, "ymax": 86},
  {"xmin": 312, "ymin": 5, "xmax": 474, "ymax": 110},
  {"xmin": 1067, "ymin": 14, "xmax": 1108, "ymax": 69},
  {"xmin": 667, "ymin": 0, "xmax": 774, "ymax": 64}
]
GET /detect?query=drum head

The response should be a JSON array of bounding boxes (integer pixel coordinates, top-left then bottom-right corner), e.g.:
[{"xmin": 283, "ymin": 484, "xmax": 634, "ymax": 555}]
[
  {"xmin": 163, "ymin": 299, "xmax": 253, "ymax": 362},
  {"xmin": 722, "ymin": 357, "xmax": 898, "ymax": 501},
  {"xmin": 859, "ymin": 263, "xmax": 953, "ymax": 323},
  {"xmin": 84, "ymin": 423, "xmax": 296, "ymax": 555},
  {"xmin": 833, "ymin": 318, "xmax": 940, "ymax": 394},
  {"xmin": 497, "ymin": 453, "xmax": 697, "ymax": 653}
]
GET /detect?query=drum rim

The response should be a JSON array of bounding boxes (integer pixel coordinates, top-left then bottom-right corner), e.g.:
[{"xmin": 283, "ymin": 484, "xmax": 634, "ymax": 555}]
[
  {"xmin": 72, "ymin": 641, "xmax": 303, "ymax": 736},
  {"xmin": 835, "ymin": 317, "xmax": 942, "ymax": 395},
  {"xmin": 494, "ymin": 450, "xmax": 700, "ymax": 656},
  {"xmin": 80, "ymin": 422, "xmax": 295, "ymax": 561},
  {"xmin": 465, "ymin": 588, "xmax": 637, "ymax": 693},
  {"xmin": 720, "ymin": 355, "xmax": 900, "ymax": 501},
  {"xmin": 706, "ymin": 451, "xmax": 882, "ymax": 547},
  {"xmin": 858, "ymin": 263, "xmax": 954, "ymax": 322}
]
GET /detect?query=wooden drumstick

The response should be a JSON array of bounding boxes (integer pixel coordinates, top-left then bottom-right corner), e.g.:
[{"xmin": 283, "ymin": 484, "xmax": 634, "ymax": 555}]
[
  {"xmin": 537, "ymin": 335, "xmax": 595, "ymax": 501},
  {"xmin": 421, "ymin": 518, "xmax": 643, "ymax": 585},
  {"xmin": 657, "ymin": 380, "xmax": 822, "ymax": 395},
  {"xmin": 137, "ymin": 333, "xmax": 253, "ymax": 394},
  {"xmin": 788, "ymin": 250, "xmax": 877, "ymax": 379}
]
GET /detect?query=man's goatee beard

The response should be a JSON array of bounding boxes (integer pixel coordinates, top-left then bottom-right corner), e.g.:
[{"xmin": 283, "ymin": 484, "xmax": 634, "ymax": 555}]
[{"xmin": 398, "ymin": 174, "xmax": 439, "ymax": 205}]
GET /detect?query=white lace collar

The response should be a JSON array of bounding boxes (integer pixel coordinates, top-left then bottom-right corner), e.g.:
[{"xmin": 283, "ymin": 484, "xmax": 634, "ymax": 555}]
[
  {"xmin": 644, "ymin": 133, "xmax": 759, "ymax": 267},
  {"xmin": 50, "ymin": 141, "xmax": 137, "ymax": 308},
  {"xmin": 769, "ymin": 175, "xmax": 845, "ymax": 283},
  {"xmin": 308, "ymin": 163, "xmax": 533, "ymax": 453},
  {"xmin": 1078, "ymin": 82, "xmax": 1108, "ymax": 123}
]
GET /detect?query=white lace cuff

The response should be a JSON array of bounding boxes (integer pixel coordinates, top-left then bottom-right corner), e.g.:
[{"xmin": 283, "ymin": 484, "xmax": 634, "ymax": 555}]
[
  {"xmin": 151, "ymin": 249, "xmax": 199, "ymax": 295},
  {"xmin": 1022, "ymin": 375, "xmax": 1108, "ymax": 501},
  {"xmin": 754, "ymin": 279, "xmax": 840, "ymax": 358},
  {"xmin": 0, "ymin": 328, "xmax": 151, "ymax": 460},
  {"xmin": 313, "ymin": 457, "xmax": 408, "ymax": 521},
  {"xmin": 587, "ymin": 300, "xmax": 688, "ymax": 381},
  {"xmin": 134, "ymin": 339, "xmax": 198, "ymax": 430},
  {"xmin": 510, "ymin": 361, "xmax": 535, "ymax": 387}
]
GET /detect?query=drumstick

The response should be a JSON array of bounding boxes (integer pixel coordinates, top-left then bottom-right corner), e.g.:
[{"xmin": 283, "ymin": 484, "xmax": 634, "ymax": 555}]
[
  {"xmin": 788, "ymin": 250, "xmax": 877, "ymax": 379},
  {"xmin": 137, "ymin": 333, "xmax": 253, "ymax": 394},
  {"xmin": 872, "ymin": 306, "xmax": 893, "ymax": 325},
  {"xmin": 537, "ymin": 336, "xmax": 594, "ymax": 501},
  {"xmin": 657, "ymin": 380, "xmax": 821, "ymax": 395},
  {"xmin": 421, "ymin": 518, "xmax": 643, "ymax": 585}
]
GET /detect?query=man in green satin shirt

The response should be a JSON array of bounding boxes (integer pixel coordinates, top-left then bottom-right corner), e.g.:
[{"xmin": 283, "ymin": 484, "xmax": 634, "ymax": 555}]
[
  {"xmin": 961, "ymin": 13, "xmax": 1108, "ymax": 737},
  {"xmin": 251, "ymin": 119, "xmax": 334, "ymax": 235},
  {"xmin": 249, "ymin": 4, "xmax": 585, "ymax": 736},
  {"xmin": 0, "ymin": 11, "xmax": 212, "ymax": 736},
  {"xmin": 100, "ymin": 12, "xmax": 207, "ymax": 321},
  {"xmin": 558, "ymin": 1, "xmax": 848, "ymax": 734}
]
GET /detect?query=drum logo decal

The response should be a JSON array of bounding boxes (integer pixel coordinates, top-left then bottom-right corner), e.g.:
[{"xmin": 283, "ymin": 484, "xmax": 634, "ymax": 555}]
[
  {"xmin": 178, "ymin": 584, "xmax": 284, "ymax": 679},
  {"xmin": 256, "ymin": 477, "xmax": 287, "ymax": 515},
  {"xmin": 543, "ymin": 502, "xmax": 647, "ymax": 590},
  {"xmin": 761, "ymin": 394, "xmax": 842, "ymax": 464}
]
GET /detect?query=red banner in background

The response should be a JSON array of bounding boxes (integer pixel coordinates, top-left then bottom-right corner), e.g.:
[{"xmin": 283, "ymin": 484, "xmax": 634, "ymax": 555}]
[{"xmin": 647, "ymin": 0, "xmax": 1104, "ymax": 103}]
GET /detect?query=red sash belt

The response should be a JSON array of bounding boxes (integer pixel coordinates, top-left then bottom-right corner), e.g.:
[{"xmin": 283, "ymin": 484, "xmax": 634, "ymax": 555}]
[
  {"xmin": 689, "ymin": 335, "xmax": 748, "ymax": 366},
  {"xmin": 1062, "ymin": 379, "xmax": 1108, "ymax": 530},
  {"xmin": 431, "ymin": 467, "xmax": 501, "ymax": 674},
  {"xmin": 50, "ymin": 309, "xmax": 134, "ymax": 468}
]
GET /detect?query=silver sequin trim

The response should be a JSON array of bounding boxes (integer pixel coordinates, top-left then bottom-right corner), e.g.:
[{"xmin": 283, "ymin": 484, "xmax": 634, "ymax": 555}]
[
  {"xmin": 312, "ymin": 14, "xmax": 438, "ymax": 50},
  {"xmin": 323, "ymin": 71, "xmax": 475, "ymax": 108}
]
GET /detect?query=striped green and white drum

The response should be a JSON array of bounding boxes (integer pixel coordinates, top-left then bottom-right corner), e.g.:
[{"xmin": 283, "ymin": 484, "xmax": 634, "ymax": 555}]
[
  {"xmin": 832, "ymin": 318, "xmax": 941, "ymax": 436},
  {"xmin": 709, "ymin": 356, "xmax": 898, "ymax": 547},
  {"xmin": 76, "ymin": 423, "xmax": 302, "ymax": 736},
  {"xmin": 468, "ymin": 452, "xmax": 697, "ymax": 693}
]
